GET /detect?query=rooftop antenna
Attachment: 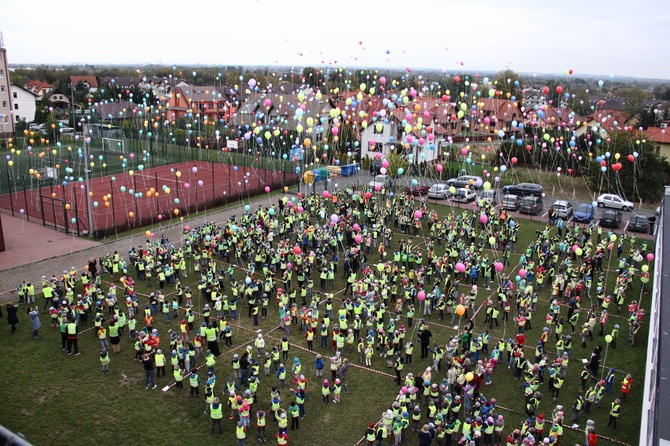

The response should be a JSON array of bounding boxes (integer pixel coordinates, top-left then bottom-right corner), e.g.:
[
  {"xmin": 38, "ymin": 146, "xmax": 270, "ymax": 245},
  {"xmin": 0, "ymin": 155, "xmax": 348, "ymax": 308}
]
[{"xmin": 0, "ymin": 32, "xmax": 4, "ymax": 48}]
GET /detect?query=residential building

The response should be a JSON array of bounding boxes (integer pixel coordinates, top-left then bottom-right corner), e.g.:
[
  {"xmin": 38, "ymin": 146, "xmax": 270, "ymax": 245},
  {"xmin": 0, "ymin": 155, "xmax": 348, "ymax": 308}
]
[
  {"xmin": 0, "ymin": 33, "xmax": 14, "ymax": 136},
  {"xmin": 24, "ymin": 79, "xmax": 53, "ymax": 100},
  {"xmin": 70, "ymin": 75, "xmax": 99, "ymax": 92},
  {"xmin": 42, "ymin": 87, "xmax": 71, "ymax": 112},
  {"xmin": 165, "ymin": 85, "xmax": 235, "ymax": 123},
  {"xmin": 10, "ymin": 84, "xmax": 36, "ymax": 124}
]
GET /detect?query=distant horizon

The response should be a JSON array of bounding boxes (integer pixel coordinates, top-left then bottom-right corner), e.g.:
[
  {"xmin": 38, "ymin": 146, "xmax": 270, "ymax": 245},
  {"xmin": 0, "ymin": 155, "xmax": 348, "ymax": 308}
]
[{"xmin": 7, "ymin": 63, "xmax": 669, "ymax": 84}]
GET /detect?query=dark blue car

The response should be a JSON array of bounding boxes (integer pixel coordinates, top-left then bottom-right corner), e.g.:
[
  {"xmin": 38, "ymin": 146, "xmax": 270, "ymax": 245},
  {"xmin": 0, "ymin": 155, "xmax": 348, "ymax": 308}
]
[{"xmin": 573, "ymin": 203, "xmax": 595, "ymax": 223}]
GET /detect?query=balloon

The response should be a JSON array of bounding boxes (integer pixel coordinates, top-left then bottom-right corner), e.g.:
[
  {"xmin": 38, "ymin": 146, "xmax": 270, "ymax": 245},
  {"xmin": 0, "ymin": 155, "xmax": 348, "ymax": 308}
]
[
  {"xmin": 480, "ymin": 214, "xmax": 488, "ymax": 224},
  {"xmin": 330, "ymin": 214, "xmax": 339, "ymax": 223},
  {"xmin": 145, "ymin": 231, "xmax": 152, "ymax": 237},
  {"xmin": 417, "ymin": 291, "xmax": 426, "ymax": 301},
  {"xmin": 465, "ymin": 372, "xmax": 474, "ymax": 382},
  {"xmin": 436, "ymin": 164, "xmax": 443, "ymax": 172},
  {"xmin": 641, "ymin": 265, "xmax": 649, "ymax": 272},
  {"xmin": 265, "ymin": 186, "xmax": 271, "ymax": 193},
  {"xmin": 455, "ymin": 305, "xmax": 466, "ymax": 317},
  {"xmin": 455, "ymin": 262, "xmax": 466, "ymax": 273},
  {"xmin": 354, "ymin": 235, "xmax": 362, "ymax": 244},
  {"xmin": 575, "ymin": 248, "xmax": 583, "ymax": 256},
  {"xmin": 647, "ymin": 253, "xmax": 655, "ymax": 262},
  {"xmin": 192, "ymin": 166, "xmax": 198, "ymax": 174},
  {"xmin": 518, "ymin": 269, "xmax": 526, "ymax": 278},
  {"xmin": 244, "ymin": 204, "xmax": 251, "ymax": 212},
  {"xmin": 414, "ymin": 210, "xmax": 422, "ymax": 219},
  {"xmin": 377, "ymin": 263, "xmax": 384, "ymax": 272},
  {"xmin": 293, "ymin": 246, "xmax": 302, "ymax": 255},
  {"xmin": 128, "ymin": 212, "xmax": 134, "ymax": 218},
  {"xmin": 610, "ymin": 234, "xmax": 617, "ymax": 242},
  {"xmin": 489, "ymin": 236, "xmax": 496, "ymax": 246},
  {"xmin": 605, "ymin": 334, "xmax": 613, "ymax": 343},
  {"xmin": 495, "ymin": 262, "xmax": 504, "ymax": 272}
]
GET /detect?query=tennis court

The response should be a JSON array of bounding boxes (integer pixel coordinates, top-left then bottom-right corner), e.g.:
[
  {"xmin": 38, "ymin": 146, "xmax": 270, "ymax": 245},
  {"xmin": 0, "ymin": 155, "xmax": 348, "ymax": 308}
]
[{"xmin": 0, "ymin": 160, "xmax": 298, "ymax": 238}]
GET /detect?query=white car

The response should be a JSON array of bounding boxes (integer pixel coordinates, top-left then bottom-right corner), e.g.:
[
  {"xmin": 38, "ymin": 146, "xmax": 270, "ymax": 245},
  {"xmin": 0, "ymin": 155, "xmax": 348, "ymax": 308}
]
[
  {"xmin": 368, "ymin": 174, "xmax": 388, "ymax": 190},
  {"xmin": 597, "ymin": 193, "xmax": 634, "ymax": 211},
  {"xmin": 452, "ymin": 187, "xmax": 477, "ymax": 203},
  {"xmin": 428, "ymin": 184, "xmax": 450, "ymax": 199}
]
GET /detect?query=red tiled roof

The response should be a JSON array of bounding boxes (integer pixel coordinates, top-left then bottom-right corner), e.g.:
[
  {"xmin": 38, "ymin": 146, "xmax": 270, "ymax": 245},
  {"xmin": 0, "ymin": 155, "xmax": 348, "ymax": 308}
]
[{"xmin": 70, "ymin": 76, "xmax": 99, "ymax": 88}]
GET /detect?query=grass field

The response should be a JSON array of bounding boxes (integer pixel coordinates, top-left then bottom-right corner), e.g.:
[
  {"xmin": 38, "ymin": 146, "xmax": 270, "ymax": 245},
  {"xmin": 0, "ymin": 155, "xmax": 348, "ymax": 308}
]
[{"xmin": 0, "ymin": 202, "xmax": 651, "ymax": 446}]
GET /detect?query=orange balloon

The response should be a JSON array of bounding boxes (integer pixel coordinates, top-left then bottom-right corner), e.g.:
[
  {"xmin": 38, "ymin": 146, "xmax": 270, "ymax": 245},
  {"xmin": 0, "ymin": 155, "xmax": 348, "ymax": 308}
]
[
  {"xmin": 65, "ymin": 204, "xmax": 71, "ymax": 211},
  {"xmin": 455, "ymin": 304, "xmax": 466, "ymax": 317},
  {"xmin": 173, "ymin": 209, "xmax": 180, "ymax": 216},
  {"xmin": 128, "ymin": 212, "xmax": 134, "ymax": 218},
  {"xmin": 104, "ymin": 202, "xmax": 110, "ymax": 207}
]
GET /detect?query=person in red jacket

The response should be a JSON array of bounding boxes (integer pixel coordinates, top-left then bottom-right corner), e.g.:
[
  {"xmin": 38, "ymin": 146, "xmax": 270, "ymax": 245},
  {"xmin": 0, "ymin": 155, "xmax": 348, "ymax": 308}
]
[{"xmin": 621, "ymin": 374, "xmax": 632, "ymax": 402}]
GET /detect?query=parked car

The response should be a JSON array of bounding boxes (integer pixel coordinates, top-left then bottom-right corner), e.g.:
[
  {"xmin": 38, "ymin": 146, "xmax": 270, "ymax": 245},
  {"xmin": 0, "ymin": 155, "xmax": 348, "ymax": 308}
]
[
  {"xmin": 599, "ymin": 209, "xmax": 623, "ymax": 229},
  {"xmin": 405, "ymin": 181, "xmax": 430, "ymax": 196},
  {"xmin": 428, "ymin": 184, "xmax": 450, "ymax": 199},
  {"xmin": 502, "ymin": 182, "xmax": 545, "ymax": 197},
  {"xmin": 597, "ymin": 193, "xmax": 634, "ymax": 211},
  {"xmin": 501, "ymin": 194, "xmax": 522, "ymax": 211},
  {"xmin": 369, "ymin": 161, "xmax": 383, "ymax": 175},
  {"xmin": 628, "ymin": 214, "xmax": 650, "ymax": 233},
  {"xmin": 519, "ymin": 196, "xmax": 544, "ymax": 215},
  {"xmin": 368, "ymin": 174, "xmax": 389, "ymax": 189},
  {"xmin": 552, "ymin": 200, "xmax": 573, "ymax": 219},
  {"xmin": 573, "ymin": 203, "xmax": 595, "ymax": 223},
  {"xmin": 452, "ymin": 187, "xmax": 477, "ymax": 203},
  {"xmin": 478, "ymin": 189, "xmax": 499, "ymax": 206},
  {"xmin": 446, "ymin": 175, "xmax": 482, "ymax": 189}
]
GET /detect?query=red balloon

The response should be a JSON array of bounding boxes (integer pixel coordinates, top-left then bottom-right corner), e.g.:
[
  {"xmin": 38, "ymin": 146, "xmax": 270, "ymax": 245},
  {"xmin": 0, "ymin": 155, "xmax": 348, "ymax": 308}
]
[
  {"xmin": 293, "ymin": 246, "xmax": 302, "ymax": 255},
  {"xmin": 454, "ymin": 76, "xmax": 461, "ymax": 84},
  {"xmin": 556, "ymin": 86, "xmax": 563, "ymax": 94},
  {"xmin": 569, "ymin": 69, "xmax": 573, "ymax": 75},
  {"xmin": 526, "ymin": 145, "xmax": 532, "ymax": 151},
  {"xmin": 628, "ymin": 154, "xmax": 635, "ymax": 162},
  {"xmin": 511, "ymin": 157, "xmax": 518, "ymax": 164},
  {"xmin": 542, "ymin": 86, "xmax": 549, "ymax": 95}
]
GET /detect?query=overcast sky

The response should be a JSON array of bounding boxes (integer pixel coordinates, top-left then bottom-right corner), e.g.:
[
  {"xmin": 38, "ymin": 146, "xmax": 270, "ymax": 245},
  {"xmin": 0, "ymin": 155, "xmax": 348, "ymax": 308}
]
[{"xmin": 1, "ymin": 0, "xmax": 667, "ymax": 79}]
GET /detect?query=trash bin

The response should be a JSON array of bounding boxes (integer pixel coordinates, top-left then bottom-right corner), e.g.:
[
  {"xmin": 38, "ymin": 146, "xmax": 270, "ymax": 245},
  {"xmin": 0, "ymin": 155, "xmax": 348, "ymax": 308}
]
[
  {"xmin": 341, "ymin": 163, "xmax": 359, "ymax": 177},
  {"xmin": 649, "ymin": 216, "xmax": 657, "ymax": 235},
  {"xmin": 319, "ymin": 167, "xmax": 329, "ymax": 180},
  {"xmin": 303, "ymin": 171, "xmax": 314, "ymax": 184},
  {"xmin": 312, "ymin": 169, "xmax": 321, "ymax": 182}
]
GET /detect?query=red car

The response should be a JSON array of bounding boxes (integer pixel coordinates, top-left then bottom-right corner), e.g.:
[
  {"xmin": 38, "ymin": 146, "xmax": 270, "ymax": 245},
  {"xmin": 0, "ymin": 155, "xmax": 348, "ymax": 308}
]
[{"xmin": 405, "ymin": 182, "xmax": 430, "ymax": 196}]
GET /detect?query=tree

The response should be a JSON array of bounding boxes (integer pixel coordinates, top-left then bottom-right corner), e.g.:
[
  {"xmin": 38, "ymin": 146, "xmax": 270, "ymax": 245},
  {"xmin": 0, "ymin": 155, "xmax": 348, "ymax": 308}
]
[
  {"xmin": 618, "ymin": 87, "xmax": 649, "ymax": 118},
  {"xmin": 494, "ymin": 69, "xmax": 523, "ymax": 100},
  {"xmin": 302, "ymin": 67, "xmax": 324, "ymax": 90}
]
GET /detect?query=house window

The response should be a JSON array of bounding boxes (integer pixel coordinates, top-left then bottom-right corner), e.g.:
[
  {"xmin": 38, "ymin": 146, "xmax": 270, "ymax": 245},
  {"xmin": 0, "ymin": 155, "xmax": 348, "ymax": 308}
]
[
  {"xmin": 13, "ymin": 91, "xmax": 17, "ymax": 98},
  {"xmin": 374, "ymin": 142, "xmax": 383, "ymax": 152},
  {"xmin": 0, "ymin": 69, "xmax": 4, "ymax": 78},
  {"xmin": 1, "ymin": 101, "xmax": 6, "ymax": 109},
  {"xmin": 14, "ymin": 103, "xmax": 18, "ymax": 110},
  {"xmin": 373, "ymin": 125, "xmax": 384, "ymax": 135},
  {"xmin": 15, "ymin": 115, "xmax": 19, "ymax": 121},
  {"xmin": 0, "ymin": 86, "xmax": 4, "ymax": 93}
]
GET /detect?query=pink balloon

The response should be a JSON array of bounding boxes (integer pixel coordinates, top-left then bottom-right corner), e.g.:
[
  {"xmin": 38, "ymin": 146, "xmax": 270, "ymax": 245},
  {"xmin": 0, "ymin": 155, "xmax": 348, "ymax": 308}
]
[
  {"xmin": 647, "ymin": 253, "xmax": 654, "ymax": 262},
  {"xmin": 519, "ymin": 269, "xmax": 527, "ymax": 278},
  {"xmin": 354, "ymin": 235, "xmax": 362, "ymax": 244},
  {"xmin": 265, "ymin": 186, "xmax": 270, "ymax": 193},
  {"xmin": 455, "ymin": 262, "xmax": 466, "ymax": 273},
  {"xmin": 480, "ymin": 214, "xmax": 488, "ymax": 224},
  {"xmin": 414, "ymin": 210, "xmax": 422, "ymax": 219},
  {"xmin": 353, "ymin": 223, "xmax": 360, "ymax": 231},
  {"xmin": 331, "ymin": 127, "xmax": 339, "ymax": 136},
  {"xmin": 495, "ymin": 262, "xmax": 504, "ymax": 272},
  {"xmin": 375, "ymin": 184, "xmax": 381, "ymax": 191},
  {"xmin": 382, "ymin": 160, "xmax": 389, "ymax": 168},
  {"xmin": 183, "ymin": 225, "xmax": 188, "ymax": 231},
  {"xmin": 461, "ymin": 148, "xmax": 468, "ymax": 156},
  {"xmin": 184, "ymin": 183, "xmax": 190, "ymax": 189},
  {"xmin": 323, "ymin": 190, "xmax": 331, "ymax": 198},
  {"xmin": 379, "ymin": 77, "xmax": 386, "ymax": 85},
  {"xmin": 572, "ymin": 244, "xmax": 578, "ymax": 252},
  {"xmin": 263, "ymin": 99, "xmax": 272, "ymax": 107},
  {"xmin": 129, "ymin": 153, "xmax": 135, "ymax": 159},
  {"xmin": 417, "ymin": 291, "xmax": 426, "ymax": 301},
  {"xmin": 436, "ymin": 164, "xmax": 443, "ymax": 172},
  {"xmin": 375, "ymin": 153, "xmax": 382, "ymax": 160},
  {"xmin": 197, "ymin": 180, "xmax": 204, "ymax": 187}
]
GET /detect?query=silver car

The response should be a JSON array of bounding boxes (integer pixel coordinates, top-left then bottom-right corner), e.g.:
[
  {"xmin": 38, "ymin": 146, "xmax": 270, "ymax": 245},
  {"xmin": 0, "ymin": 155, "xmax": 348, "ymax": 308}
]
[{"xmin": 552, "ymin": 200, "xmax": 573, "ymax": 219}]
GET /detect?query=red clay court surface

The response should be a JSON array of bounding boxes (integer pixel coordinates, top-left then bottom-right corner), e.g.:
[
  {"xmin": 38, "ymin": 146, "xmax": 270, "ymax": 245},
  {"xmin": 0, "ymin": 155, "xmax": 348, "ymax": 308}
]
[{"xmin": 0, "ymin": 161, "xmax": 296, "ymax": 237}]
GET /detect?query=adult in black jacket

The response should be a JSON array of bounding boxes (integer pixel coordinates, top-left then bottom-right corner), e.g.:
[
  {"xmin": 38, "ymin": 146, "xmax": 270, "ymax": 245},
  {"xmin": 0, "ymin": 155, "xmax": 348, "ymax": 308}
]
[{"xmin": 419, "ymin": 327, "xmax": 432, "ymax": 358}]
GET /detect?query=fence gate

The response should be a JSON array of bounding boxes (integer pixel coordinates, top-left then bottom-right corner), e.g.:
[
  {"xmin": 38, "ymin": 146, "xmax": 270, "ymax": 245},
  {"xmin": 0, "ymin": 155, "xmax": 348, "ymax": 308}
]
[{"xmin": 39, "ymin": 193, "xmax": 82, "ymax": 236}]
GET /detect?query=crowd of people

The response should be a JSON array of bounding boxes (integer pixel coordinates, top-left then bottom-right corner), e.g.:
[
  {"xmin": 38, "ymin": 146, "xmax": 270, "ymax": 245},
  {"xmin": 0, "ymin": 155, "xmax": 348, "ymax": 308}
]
[{"xmin": 2, "ymin": 182, "xmax": 649, "ymax": 445}]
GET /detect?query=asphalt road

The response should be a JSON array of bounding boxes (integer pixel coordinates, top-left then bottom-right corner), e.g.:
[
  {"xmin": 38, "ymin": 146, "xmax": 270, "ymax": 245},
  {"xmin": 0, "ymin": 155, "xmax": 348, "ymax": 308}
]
[{"xmin": 313, "ymin": 169, "xmax": 657, "ymax": 237}]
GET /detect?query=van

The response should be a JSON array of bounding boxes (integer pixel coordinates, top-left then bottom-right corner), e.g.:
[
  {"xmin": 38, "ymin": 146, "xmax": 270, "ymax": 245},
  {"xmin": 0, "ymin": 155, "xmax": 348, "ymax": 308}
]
[
  {"xmin": 519, "ymin": 196, "xmax": 544, "ymax": 215},
  {"xmin": 478, "ymin": 189, "xmax": 498, "ymax": 206}
]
